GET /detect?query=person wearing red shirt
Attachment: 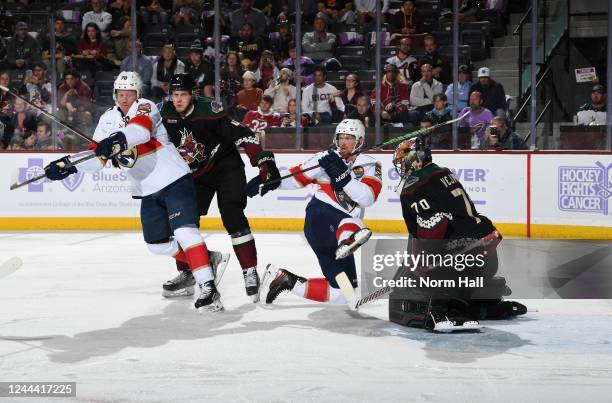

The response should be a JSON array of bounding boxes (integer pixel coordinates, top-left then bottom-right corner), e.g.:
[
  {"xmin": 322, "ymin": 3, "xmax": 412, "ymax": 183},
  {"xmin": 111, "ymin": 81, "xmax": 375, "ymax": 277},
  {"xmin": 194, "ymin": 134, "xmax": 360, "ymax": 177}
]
[{"xmin": 241, "ymin": 95, "xmax": 282, "ymax": 148}]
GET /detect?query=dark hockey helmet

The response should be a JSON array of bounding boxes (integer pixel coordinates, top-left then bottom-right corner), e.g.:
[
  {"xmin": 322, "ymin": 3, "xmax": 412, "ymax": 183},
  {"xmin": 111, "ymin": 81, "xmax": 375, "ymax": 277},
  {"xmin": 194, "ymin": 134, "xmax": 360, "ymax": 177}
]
[
  {"xmin": 169, "ymin": 73, "xmax": 196, "ymax": 94},
  {"xmin": 393, "ymin": 137, "xmax": 432, "ymax": 178}
]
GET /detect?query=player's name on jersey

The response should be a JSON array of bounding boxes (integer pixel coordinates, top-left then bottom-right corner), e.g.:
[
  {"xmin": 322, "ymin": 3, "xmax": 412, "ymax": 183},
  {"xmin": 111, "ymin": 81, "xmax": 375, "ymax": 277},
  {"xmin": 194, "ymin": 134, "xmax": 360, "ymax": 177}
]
[{"xmin": 372, "ymin": 275, "xmax": 484, "ymax": 289}]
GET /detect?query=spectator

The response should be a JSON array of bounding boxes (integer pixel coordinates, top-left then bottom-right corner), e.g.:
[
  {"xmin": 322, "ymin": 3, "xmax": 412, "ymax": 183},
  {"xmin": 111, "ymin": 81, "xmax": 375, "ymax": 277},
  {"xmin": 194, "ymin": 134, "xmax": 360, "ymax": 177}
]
[
  {"xmin": 74, "ymin": 23, "xmax": 108, "ymax": 75},
  {"xmin": 424, "ymin": 93, "xmax": 452, "ymax": 125},
  {"xmin": 254, "ymin": 50, "xmax": 279, "ymax": 89},
  {"xmin": 334, "ymin": 72, "xmax": 364, "ymax": 116},
  {"xmin": 21, "ymin": 63, "xmax": 52, "ymax": 113},
  {"xmin": 82, "ymin": 0, "xmax": 113, "ymax": 39},
  {"xmin": 372, "ymin": 64, "xmax": 411, "ymax": 124},
  {"xmin": 445, "ymin": 64, "xmax": 471, "ymax": 112},
  {"xmin": 419, "ymin": 35, "xmax": 452, "ymax": 84},
  {"xmin": 385, "ymin": 37, "xmax": 418, "ymax": 84},
  {"xmin": 107, "ymin": 16, "xmax": 132, "ymax": 67},
  {"xmin": 6, "ymin": 21, "xmax": 41, "ymax": 70},
  {"xmin": 439, "ymin": 0, "xmax": 482, "ymax": 23},
  {"xmin": 120, "ymin": 40, "xmax": 153, "ymax": 96},
  {"xmin": 34, "ymin": 121, "xmax": 57, "ymax": 150},
  {"xmin": 469, "ymin": 67, "xmax": 507, "ymax": 119},
  {"xmin": 390, "ymin": 1, "xmax": 424, "ymax": 46},
  {"xmin": 480, "ymin": 115, "xmax": 527, "ymax": 150},
  {"xmin": 301, "ymin": 17, "xmax": 337, "ymax": 63},
  {"xmin": 151, "ymin": 44, "xmax": 185, "ymax": 98},
  {"xmin": 355, "ymin": 0, "xmax": 390, "ymax": 25},
  {"xmin": 270, "ymin": 20, "xmax": 293, "ymax": 61},
  {"xmin": 459, "ymin": 90, "xmax": 493, "ymax": 149},
  {"xmin": 185, "ymin": 40, "xmax": 214, "ymax": 97},
  {"xmin": 0, "ymin": 70, "xmax": 16, "ymax": 111},
  {"xmin": 410, "ymin": 63, "xmax": 443, "ymax": 117},
  {"xmin": 229, "ymin": 22, "xmax": 267, "ymax": 71},
  {"xmin": 0, "ymin": 108, "xmax": 15, "ymax": 149},
  {"xmin": 57, "ymin": 69, "xmax": 93, "ymax": 127},
  {"xmin": 264, "ymin": 67, "xmax": 296, "ymax": 112},
  {"xmin": 21, "ymin": 130, "xmax": 37, "ymax": 150},
  {"xmin": 140, "ymin": 0, "xmax": 169, "ymax": 26},
  {"xmin": 347, "ymin": 95, "xmax": 375, "ymax": 127},
  {"xmin": 220, "ymin": 51, "xmax": 244, "ymax": 111},
  {"xmin": 282, "ymin": 42, "xmax": 315, "ymax": 86},
  {"xmin": 9, "ymin": 97, "xmax": 37, "ymax": 139},
  {"xmin": 316, "ymin": 1, "xmax": 356, "ymax": 25},
  {"xmin": 241, "ymin": 94, "xmax": 282, "ymax": 148},
  {"xmin": 231, "ymin": 0, "xmax": 267, "ymax": 39},
  {"xmin": 171, "ymin": 1, "xmax": 197, "ymax": 27},
  {"xmin": 301, "ymin": 65, "xmax": 344, "ymax": 125},
  {"xmin": 281, "ymin": 98, "xmax": 311, "ymax": 127},
  {"xmin": 0, "ymin": 7, "xmax": 15, "ymax": 38},
  {"xmin": 576, "ymin": 84, "xmax": 607, "ymax": 125},
  {"xmin": 43, "ymin": 16, "xmax": 78, "ymax": 61},
  {"xmin": 236, "ymin": 70, "xmax": 263, "ymax": 115}
]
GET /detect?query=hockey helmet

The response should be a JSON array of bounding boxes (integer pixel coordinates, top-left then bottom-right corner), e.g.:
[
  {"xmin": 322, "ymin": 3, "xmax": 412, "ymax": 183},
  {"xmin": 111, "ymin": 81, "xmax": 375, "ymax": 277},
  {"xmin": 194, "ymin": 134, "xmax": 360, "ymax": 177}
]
[
  {"xmin": 169, "ymin": 73, "xmax": 196, "ymax": 94},
  {"xmin": 113, "ymin": 71, "xmax": 143, "ymax": 104},
  {"xmin": 393, "ymin": 137, "xmax": 432, "ymax": 178},
  {"xmin": 334, "ymin": 118, "xmax": 365, "ymax": 151}
]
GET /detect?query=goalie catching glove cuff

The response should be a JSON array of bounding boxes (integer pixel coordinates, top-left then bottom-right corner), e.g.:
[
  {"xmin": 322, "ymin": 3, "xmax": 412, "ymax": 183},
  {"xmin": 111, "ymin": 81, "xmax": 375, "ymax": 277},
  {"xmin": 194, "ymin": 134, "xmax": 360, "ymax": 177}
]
[
  {"xmin": 95, "ymin": 131, "xmax": 128, "ymax": 159},
  {"xmin": 45, "ymin": 156, "xmax": 77, "ymax": 181},
  {"xmin": 319, "ymin": 150, "xmax": 351, "ymax": 190}
]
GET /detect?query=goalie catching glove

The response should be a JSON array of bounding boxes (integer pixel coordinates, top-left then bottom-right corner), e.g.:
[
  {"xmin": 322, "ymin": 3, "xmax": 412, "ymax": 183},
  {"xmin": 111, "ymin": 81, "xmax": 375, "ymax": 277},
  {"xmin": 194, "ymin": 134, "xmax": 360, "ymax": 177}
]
[
  {"xmin": 318, "ymin": 150, "xmax": 351, "ymax": 190},
  {"xmin": 245, "ymin": 151, "xmax": 280, "ymax": 197},
  {"xmin": 94, "ymin": 131, "xmax": 128, "ymax": 159},
  {"xmin": 45, "ymin": 156, "xmax": 77, "ymax": 181}
]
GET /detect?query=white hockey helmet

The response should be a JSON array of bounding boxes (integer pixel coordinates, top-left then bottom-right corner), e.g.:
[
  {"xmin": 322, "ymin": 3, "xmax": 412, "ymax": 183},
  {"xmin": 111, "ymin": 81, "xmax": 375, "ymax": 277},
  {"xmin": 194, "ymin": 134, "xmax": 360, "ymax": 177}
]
[
  {"xmin": 113, "ymin": 71, "xmax": 143, "ymax": 104},
  {"xmin": 334, "ymin": 118, "xmax": 365, "ymax": 150}
]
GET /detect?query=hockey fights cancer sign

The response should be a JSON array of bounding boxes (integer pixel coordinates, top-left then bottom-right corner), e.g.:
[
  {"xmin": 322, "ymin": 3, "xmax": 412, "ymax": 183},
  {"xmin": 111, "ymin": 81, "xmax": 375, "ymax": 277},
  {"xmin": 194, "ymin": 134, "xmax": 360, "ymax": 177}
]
[{"xmin": 558, "ymin": 162, "xmax": 611, "ymax": 215}]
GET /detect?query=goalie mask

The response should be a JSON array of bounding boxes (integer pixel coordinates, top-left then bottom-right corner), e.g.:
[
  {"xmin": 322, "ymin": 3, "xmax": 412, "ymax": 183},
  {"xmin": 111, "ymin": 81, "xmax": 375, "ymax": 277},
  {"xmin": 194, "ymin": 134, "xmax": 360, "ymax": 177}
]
[
  {"xmin": 334, "ymin": 119, "xmax": 365, "ymax": 154},
  {"xmin": 393, "ymin": 137, "xmax": 432, "ymax": 179},
  {"xmin": 113, "ymin": 71, "xmax": 143, "ymax": 104}
]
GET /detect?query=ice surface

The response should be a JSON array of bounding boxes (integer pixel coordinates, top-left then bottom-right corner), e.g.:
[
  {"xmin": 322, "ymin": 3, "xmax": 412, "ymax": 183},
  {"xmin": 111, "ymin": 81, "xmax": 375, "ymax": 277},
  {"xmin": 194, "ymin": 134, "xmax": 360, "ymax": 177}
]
[{"xmin": 1, "ymin": 232, "xmax": 612, "ymax": 403}]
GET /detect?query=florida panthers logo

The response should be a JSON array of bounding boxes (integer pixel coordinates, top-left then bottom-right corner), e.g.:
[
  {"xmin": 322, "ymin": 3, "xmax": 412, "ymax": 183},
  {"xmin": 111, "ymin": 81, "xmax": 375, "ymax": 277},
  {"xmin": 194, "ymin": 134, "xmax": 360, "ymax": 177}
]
[
  {"xmin": 334, "ymin": 189, "xmax": 358, "ymax": 213},
  {"xmin": 178, "ymin": 128, "xmax": 206, "ymax": 164},
  {"xmin": 115, "ymin": 147, "xmax": 138, "ymax": 168}
]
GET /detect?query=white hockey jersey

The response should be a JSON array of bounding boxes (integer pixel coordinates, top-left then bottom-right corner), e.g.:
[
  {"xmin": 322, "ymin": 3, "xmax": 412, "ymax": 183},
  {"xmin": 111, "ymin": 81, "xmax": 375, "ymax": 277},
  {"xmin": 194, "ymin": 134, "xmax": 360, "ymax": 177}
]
[
  {"xmin": 73, "ymin": 98, "xmax": 189, "ymax": 197},
  {"xmin": 280, "ymin": 151, "xmax": 383, "ymax": 219}
]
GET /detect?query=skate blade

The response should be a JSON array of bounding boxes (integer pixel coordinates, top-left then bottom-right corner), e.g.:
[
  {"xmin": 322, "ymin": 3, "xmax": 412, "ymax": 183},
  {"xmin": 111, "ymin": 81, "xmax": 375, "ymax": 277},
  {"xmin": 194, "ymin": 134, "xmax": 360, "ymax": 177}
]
[
  {"xmin": 197, "ymin": 299, "xmax": 225, "ymax": 313},
  {"xmin": 162, "ymin": 286, "xmax": 195, "ymax": 298},
  {"xmin": 259, "ymin": 264, "xmax": 279, "ymax": 304},
  {"xmin": 432, "ymin": 320, "xmax": 481, "ymax": 333},
  {"xmin": 335, "ymin": 228, "xmax": 373, "ymax": 260},
  {"xmin": 211, "ymin": 252, "xmax": 230, "ymax": 286}
]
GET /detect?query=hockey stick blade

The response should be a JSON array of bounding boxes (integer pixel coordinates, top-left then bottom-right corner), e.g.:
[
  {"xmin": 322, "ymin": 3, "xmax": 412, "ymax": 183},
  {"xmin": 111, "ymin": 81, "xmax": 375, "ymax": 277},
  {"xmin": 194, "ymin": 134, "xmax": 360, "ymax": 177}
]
[
  {"xmin": 0, "ymin": 257, "xmax": 23, "ymax": 279},
  {"xmin": 10, "ymin": 153, "xmax": 98, "ymax": 190}
]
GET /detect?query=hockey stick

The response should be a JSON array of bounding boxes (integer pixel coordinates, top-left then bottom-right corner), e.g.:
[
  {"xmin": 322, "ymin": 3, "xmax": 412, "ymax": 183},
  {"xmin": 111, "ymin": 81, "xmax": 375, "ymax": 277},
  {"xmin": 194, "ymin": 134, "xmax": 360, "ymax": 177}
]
[
  {"xmin": 0, "ymin": 257, "xmax": 23, "ymax": 279},
  {"xmin": 9, "ymin": 152, "xmax": 98, "ymax": 190},
  {"xmin": 0, "ymin": 85, "xmax": 97, "ymax": 145},
  {"xmin": 259, "ymin": 111, "xmax": 471, "ymax": 190}
]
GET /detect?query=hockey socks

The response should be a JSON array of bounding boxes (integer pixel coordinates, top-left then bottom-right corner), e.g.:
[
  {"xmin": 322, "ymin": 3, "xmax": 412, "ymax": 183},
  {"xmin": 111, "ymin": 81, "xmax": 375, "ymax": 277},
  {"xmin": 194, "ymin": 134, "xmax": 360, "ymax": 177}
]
[
  {"xmin": 291, "ymin": 278, "xmax": 348, "ymax": 304},
  {"xmin": 231, "ymin": 230, "xmax": 257, "ymax": 270}
]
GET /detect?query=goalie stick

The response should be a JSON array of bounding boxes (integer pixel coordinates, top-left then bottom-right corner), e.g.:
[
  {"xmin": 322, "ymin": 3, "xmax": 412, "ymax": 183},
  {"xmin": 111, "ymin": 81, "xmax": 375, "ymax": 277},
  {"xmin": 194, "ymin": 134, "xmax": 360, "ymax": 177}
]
[
  {"xmin": 259, "ymin": 111, "xmax": 471, "ymax": 191},
  {"xmin": 0, "ymin": 257, "xmax": 23, "ymax": 279}
]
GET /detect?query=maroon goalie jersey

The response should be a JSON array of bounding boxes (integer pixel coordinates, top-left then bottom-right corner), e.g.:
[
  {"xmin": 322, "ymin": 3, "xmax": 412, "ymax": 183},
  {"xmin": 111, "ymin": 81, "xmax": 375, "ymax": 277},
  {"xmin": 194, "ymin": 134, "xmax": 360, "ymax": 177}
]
[
  {"xmin": 399, "ymin": 162, "xmax": 496, "ymax": 240},
  {"xmin": 241, "ymin": 109, "xmax": 283, "ymax": 133}
]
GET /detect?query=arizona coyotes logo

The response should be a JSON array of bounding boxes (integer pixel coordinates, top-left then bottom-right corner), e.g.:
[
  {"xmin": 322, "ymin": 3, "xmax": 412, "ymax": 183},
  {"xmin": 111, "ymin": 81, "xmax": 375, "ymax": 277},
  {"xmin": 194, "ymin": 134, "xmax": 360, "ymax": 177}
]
[{"xmin": 178, "ymin": 128, "xmax": 206, "ymax": 164}]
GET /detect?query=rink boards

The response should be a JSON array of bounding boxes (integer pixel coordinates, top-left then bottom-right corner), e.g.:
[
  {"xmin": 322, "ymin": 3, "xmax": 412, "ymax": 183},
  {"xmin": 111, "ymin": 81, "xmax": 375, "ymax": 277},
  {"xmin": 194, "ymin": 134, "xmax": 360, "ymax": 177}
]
[{"xmin": 0, "ymin": 151, "xmax": 610, "ymax": 239}]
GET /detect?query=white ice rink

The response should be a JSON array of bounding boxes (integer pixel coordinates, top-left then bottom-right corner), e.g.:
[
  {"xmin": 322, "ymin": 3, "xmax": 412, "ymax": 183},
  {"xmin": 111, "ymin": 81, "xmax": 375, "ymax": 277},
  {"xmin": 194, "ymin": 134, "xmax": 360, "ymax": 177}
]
[{"xmin": 1, "ymin": 232, "xmax": 612, "ymax": 403}]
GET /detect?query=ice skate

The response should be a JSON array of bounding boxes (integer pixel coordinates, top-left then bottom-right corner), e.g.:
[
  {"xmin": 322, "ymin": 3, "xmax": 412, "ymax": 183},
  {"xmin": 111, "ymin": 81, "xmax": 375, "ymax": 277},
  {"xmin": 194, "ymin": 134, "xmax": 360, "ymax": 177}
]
[
  {"xmin": 260, "ymin": 264, "xmax": 305, "ymax": 304},
  {"xmin": 162, "ymin": 251, "xmax": 230, "ymax": 297},
  {"xmin": 335, "ymin": 228, "xmax": 372, "ymax": 260},
  {"xmin": 425, "ymin": 311, "xmax": 481, "ymax": 333},
  {"xmin": 243, "ymin": 266, "xmax": 260, "ymax": 303},
  {"xmin": 195, "ymin": 280, "xmax": 224, "ymax": 312}
]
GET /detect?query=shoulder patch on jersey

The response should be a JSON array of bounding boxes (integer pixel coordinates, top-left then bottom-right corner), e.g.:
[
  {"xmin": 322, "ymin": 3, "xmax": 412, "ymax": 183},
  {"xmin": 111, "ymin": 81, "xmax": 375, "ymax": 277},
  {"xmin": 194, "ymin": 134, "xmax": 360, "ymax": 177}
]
[
  {"xmin": 352, "ymin": 166, "xmax": 364, "ymax": 178},
  {"xmin": 211, "ymin": 100, "xmax": 223, "ymax": 113},
  {"xmin": 137, "ymin": 102, "xmax": 152, "ymax": 115}
]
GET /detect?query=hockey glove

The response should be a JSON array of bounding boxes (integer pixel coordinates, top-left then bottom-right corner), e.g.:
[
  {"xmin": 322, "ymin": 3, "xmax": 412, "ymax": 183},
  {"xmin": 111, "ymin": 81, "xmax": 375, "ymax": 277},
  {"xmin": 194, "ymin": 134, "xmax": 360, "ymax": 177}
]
[
  {"xmin": 95, "ymin": 131, "xmax": 128, "ymax": 159},
  {"xmin": 319, "ymin": 151, "xmax": 351, "ymax": 190},
  {"xmin": 256, "ymin": 151, "xmax": 281, "ymax": 196},
  {"xmin": 245, "ymin": 176, "xmax": 262, "ymax": 198},
  {"xmin": 45, "ymin": 156, "xmax": 77, "ymax": 181}
]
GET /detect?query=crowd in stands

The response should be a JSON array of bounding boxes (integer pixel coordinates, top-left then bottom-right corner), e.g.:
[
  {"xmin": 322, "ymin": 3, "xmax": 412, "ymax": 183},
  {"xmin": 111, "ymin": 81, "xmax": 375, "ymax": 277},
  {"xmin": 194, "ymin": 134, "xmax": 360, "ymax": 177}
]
[{"xmin": 0, "ymin": 0, "xmax": 523, "ymax": 151}]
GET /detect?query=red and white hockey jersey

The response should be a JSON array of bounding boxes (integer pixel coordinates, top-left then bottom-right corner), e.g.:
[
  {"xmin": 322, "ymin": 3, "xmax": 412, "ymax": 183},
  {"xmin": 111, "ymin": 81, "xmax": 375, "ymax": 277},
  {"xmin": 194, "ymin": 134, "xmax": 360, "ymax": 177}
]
[
  {"xmin": 73, "ymin": 98, "xmax": 189, "ymax": 197},
  {"xmin": 280, "ymin": 151, "xmax": 383, "ymax": 219},
  {"xmin": 241, "ymin": 108, "xmax": 283, "ymax": 133}
]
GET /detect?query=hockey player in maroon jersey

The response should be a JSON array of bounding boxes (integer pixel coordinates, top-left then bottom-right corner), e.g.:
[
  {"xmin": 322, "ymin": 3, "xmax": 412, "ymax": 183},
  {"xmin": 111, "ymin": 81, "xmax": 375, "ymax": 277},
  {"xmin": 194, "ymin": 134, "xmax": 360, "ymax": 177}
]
[{"xmin": 389, "ymin": 137, "xmax": 526, "ymax": 331}]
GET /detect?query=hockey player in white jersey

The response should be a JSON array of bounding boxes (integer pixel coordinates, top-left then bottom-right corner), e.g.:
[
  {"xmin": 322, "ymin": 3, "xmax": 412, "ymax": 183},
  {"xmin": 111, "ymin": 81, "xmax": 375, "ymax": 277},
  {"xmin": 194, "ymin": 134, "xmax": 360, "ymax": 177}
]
[
  {"xmin": 43, "ymin": 72, "xmax": 224, "ymax": 312},
  {"xmin": 246, "ymin": 119, "xmax": 382, "ymax": 305}
]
